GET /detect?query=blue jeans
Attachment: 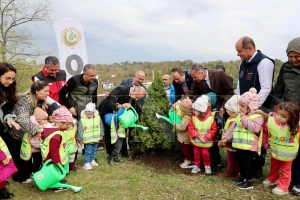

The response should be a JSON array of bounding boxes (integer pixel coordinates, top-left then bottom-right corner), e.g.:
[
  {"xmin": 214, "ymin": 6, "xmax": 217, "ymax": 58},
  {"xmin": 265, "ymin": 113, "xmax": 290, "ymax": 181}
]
[{"xmin": 84, "ymin": 143, "xmax": 98, "ymax": 164}]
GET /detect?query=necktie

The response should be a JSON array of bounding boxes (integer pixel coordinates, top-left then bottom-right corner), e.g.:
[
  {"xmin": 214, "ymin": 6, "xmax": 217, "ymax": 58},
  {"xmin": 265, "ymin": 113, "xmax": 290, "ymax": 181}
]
[
  {"xmin": 202, "ymin": 80, "xmax": 211, "ymax": 92},
  {"xmin": 182, "ymin": 82, "xmax": 188, "ymax": 94}
]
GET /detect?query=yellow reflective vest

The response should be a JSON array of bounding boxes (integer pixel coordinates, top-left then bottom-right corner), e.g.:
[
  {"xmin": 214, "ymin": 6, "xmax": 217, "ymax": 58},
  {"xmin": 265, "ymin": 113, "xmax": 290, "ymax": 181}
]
[
  {"xmin": 232, "ymin": 114, "xmax": 261, "ymax": 150},
  {"xmin": 0, "ymin": 136, "xmax": 11, "ymax": 159},
  {"xmin": 40, "ymin": 131, "xmax": 68, "ymax": 165},
  {"xmin": 81, "ymin": 116, "xmax": 101, "ymax": 144},
  {"xmin": 190, "ymin": 115, "xmax": 214, "ymax": 148},
  {"xmin": 110, "ymin": 114, "xmax": 125, "ymax": 144},
  {"xmin": 267, "ymin": 116, "xmax": 299, "ymax": 161},
  {"xmin": 221, "ymin": 117, "xmax": 236, "ymax": 139},
  {"xmin": 20, "ymin": 133, "xmax": 32, "ymax": 161},
  {"xmin": 63, "ymin": 126, "xmax": 77, "ymax": 154}
]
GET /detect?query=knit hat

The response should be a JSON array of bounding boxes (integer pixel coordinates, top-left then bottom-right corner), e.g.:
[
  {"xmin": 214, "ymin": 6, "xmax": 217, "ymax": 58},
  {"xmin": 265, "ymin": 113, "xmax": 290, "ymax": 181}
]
[
  {"xmin": 225, "ymin": 95, "xmax": 240, "ymax": 114},
  {"xmin": 206, "ymin": 92, "xmax": 217, "ymax": 107},
  {"xmin": 52, "ymin": 107, "xmax": 73, "ymax": 123},
  {"xmin": 286, "ymin": 37, "xmax": 300, "ymax": 55},
  {"xmin": 192, "ymin": 95, "xmax": 209, "ymax": 112},
  {"xmin": 215, "ymin": 64, "xmax": 225, "ymax": 72},
  {"xmin": 239, "ymin": 88, "xmax": 260, "ymax": 112},
  {"xmin": 33, "ymin": 107, "xmax": 48, "ymax": 120},
  {"xmin": 84, "ymin": 102, "xmax": 96, "ymax": 112},
  {"xmin": 179, "ymin": 97, "xmax": 192, "ymax": 115}
]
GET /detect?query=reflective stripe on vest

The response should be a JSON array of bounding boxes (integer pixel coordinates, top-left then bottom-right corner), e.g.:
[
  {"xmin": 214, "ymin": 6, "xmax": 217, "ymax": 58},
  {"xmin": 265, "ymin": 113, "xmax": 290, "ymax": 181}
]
[
  {"xmin": 0, "ymin": 136, "xmax": 11, "ymax": 158},
  {"xmin": 232, "ymin": 114, "xmax": 261, "ymax": 150},
  {"xmin": 222, "ymin": 117, "xmax": 236, "ymax": 139},
  {"xmin": 267, "ymin": 116, "xmax": 299, "ymax": 161},
  {"xmin": 81, "ymin": 116, "xmax": 101, "ymax": 143},
  {"xmin": 110, "ymin": 114, "xmax": 125, "ymax": 144},
  {"xmin": 63, "ymin": 126, "xmax": 78, "ymax": 154},
  {"xmin": 40, "ymin": 131, "xmax": 68, "ymax": 165},
  {"xmin": 20, "ymin": 133, "xmax": 32, "ymax": 161},
  {"xmin": 190, "ymin": 115, "xmax": 213, "ymax": 148}
]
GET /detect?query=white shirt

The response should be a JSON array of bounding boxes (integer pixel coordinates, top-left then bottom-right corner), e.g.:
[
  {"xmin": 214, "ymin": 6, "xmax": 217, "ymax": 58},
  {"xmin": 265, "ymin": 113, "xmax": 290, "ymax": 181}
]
[
  {"xmin": 236, "ymin": 51, "xmax": 274, "ymax": 106},
  {"xmin": 204, "ymin": 70, "xmax": 211, "ymax": 88}
]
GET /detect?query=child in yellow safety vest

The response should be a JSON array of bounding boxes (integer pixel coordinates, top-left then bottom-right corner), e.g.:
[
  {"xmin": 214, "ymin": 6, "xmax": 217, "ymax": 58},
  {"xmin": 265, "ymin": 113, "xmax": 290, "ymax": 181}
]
[
  {"xmin": 218, "ymin": 95, "xmax": 240, "ymax": 179},
  {"xmin": 188, "ymin": 95, "xmax": 217, "ymax": 174},
  {"xmin": 261, "ymin": 102, "xmax": 300, "ymax": 195},
  {"xmin": 222, "ymin": 88, "xmax": 264, "ymax": 190},
  {"xmin": 0, "ymin": 136, "xmax": 17, "ymax": 199},
  {"xmin": 174, "ymin": 97, "xmax": 193, "ymax": 168},
  {"xmin": 64, "ymin": 118, "xmax": 78, "ymax": 172},
  {"xmin": 78, "ymin": 103, "xmax": 104, "ymax": 171},
  {"xmin": 21, "ymin": 108, "xmax": 49, "ymax": 179}
]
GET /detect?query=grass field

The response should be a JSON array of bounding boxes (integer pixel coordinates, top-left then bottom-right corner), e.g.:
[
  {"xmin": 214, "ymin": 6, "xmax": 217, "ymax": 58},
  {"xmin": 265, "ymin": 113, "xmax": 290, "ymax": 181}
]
[{"xmin": 6, "ymin": 149, "xmax": 300, "ymax": 200}]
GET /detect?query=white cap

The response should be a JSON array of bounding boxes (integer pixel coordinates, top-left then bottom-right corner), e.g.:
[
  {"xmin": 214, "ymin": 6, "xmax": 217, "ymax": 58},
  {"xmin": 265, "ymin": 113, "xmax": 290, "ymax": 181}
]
[
  {"xmin": 192, "ymin": 95, "xmax": 208, "ymax": 112},
  {"xmin": 85, "ymin": 102, "xmax": 96, "ymax": 112}
]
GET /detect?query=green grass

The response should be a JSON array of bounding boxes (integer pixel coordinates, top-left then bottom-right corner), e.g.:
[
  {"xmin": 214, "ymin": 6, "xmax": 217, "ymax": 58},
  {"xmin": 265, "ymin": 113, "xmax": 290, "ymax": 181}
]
[{"xmin": 7, "ymin": 149, "xmax": 300, "ymax": 200}]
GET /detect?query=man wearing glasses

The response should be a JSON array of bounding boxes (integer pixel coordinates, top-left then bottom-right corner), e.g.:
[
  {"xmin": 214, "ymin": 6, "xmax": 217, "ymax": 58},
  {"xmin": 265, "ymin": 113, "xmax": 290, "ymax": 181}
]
[
  {"xmin": 32, "ymin": 56, "xmax": 66, "ymax": 106},
  {"xmin": 59, "ymin": 64, "xmax": 98, "ymax": 120}
]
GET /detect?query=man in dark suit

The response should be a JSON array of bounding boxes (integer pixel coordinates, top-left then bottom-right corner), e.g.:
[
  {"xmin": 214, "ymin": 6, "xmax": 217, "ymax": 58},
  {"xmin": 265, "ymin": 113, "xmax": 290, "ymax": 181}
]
[
  {"xmin": 98, "ymin": 85, "xmax": 146, "ymax": 164},
  {"xmin": 189, "ymin": 63, "xmax": 234, "ymax": 171},
  {"xmin": 119, "ymin": 71, "xmax": 146, "ymax": 157},
  {"xmin": 171, "ymin": 67, "xmax": 193, "ymax": 103}
]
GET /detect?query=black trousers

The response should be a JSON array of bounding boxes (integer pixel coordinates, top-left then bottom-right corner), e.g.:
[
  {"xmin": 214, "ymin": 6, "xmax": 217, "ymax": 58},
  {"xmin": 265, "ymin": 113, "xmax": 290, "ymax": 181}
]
[
  {"xmin": 32, "ymin": 152, "xmax": 42, "ymax": 173},
  {"xmin": 236, "ymin": 149, "xmax": 255, "ymax": 180},
  {"xmin": 252, "ymin": 147, "xmax": 266, "ymax": 172},
  {"xmin": 209, "ymin": 143, "xmax": 221, "ymax": 166}
]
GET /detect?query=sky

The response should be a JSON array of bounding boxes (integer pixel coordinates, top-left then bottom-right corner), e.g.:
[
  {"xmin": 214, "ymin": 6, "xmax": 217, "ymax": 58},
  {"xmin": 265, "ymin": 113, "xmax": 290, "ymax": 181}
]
[{"xmin": 29, "ymin": 0, "xmax": 300, "ymax": 65}]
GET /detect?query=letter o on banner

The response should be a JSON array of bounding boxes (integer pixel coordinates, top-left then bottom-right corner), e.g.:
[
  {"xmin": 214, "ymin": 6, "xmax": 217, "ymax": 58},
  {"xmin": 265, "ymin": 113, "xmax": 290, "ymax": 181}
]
[{"xmin": 65, "ymin": 54, "xmax": 83, "ymax": 75}]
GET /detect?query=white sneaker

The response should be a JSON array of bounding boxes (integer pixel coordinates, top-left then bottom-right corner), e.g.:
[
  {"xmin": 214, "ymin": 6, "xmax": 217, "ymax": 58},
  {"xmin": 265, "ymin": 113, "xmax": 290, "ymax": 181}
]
[
  {"xmin": 180, "ymin": 159, "xmax": 192, "ymax": 168},
  {"xmin": 272, "ymin": 187, "xmax": 288, "ymax": 195},
  {"xmin": 90, "ymin": 160, "xmax": 99, "ymax": 167},
  {"xmin": 205, "ymin": 166, "xmax": 212, "ymax": 174},
  {"xmin": 263, "ymin": 178, "xmax": 278, "ymax": 186},
  {"xmin": 22, "ymin": 178, "xmax": 33, "ymax": 183},
  {"xmin": 82, "ymin": 163, "xmax": 92, "ymax": 170},
  {"xmin": 191, "ymin": 166, "xmax": 201, "ymax": 174}
]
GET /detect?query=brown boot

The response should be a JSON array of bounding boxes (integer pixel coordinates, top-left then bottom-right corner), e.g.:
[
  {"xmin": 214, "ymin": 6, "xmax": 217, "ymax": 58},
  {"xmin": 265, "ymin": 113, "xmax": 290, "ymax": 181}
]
[{"xmin": 219, "ymin": 170, "xmax": 234, "ymax": 178}]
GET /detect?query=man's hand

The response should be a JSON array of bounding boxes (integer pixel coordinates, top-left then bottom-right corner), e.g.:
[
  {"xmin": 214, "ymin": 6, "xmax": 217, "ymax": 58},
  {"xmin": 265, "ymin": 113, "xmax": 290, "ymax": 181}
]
[
  {"xmin": 69, "ymin": 107, "xmax": 77, "ymax": 116},
  {"xmin": 7, "ymin": 118, "xmax": 21, "ymax": 130},
  {"xmin": 122, "ymin": 103, "xmax": 131, "ymax": 108}
]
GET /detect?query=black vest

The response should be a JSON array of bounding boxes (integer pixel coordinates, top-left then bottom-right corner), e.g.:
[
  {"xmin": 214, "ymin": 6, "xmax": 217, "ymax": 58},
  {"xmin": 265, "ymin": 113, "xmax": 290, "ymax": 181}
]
[{"xmin": 239, "ymin": 50, "xmax": 274, "ymax": 110}]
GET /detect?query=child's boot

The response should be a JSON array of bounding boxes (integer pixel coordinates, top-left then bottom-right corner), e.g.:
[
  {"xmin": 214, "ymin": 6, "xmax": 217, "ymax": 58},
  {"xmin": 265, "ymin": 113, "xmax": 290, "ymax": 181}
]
[
  {"xmin": 107, "ymin": 155, "xmax": 114, "ymax": 166},
  {"xmin": 114, "ymin": 155, "xmax": 124, "ymax": 162},
  {"xmin": 205, "ymin": 166, "xmax": 212, "ymax": 174},
  {"xmin": 219, "ymin": 170, "xmax": 234, "ymax": 178},
  {"xmin": 0, "ymin": 187, "xmax": 14, "ymax": 199},
  {"xmin": 180, "ymin": 159, "xmax": 192, "ymax": 168},
  {"xmin": 69, "ymin": 162, "xmax": 78, "ymax": 171}
]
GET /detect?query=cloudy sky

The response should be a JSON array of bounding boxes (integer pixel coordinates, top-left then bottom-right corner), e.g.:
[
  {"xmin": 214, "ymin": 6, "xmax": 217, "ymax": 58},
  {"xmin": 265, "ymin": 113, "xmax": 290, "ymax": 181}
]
[{"xmin": 31, "ymin": 0, "xmax": 300, "ymax": 64}]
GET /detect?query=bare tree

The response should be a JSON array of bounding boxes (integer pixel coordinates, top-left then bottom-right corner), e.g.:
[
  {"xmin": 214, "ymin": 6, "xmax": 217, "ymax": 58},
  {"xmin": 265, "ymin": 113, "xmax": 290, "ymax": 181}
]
[{"xmin": 0, "ymin": 0, "xmax": 53, "ymax": 63}]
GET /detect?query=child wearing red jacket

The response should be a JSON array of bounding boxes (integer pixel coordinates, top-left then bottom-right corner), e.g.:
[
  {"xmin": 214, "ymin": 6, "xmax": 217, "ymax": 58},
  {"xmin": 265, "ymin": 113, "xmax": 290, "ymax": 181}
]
[{"xmin": 188, "ymin": 95, "xmax": 217, "ymax": 174}]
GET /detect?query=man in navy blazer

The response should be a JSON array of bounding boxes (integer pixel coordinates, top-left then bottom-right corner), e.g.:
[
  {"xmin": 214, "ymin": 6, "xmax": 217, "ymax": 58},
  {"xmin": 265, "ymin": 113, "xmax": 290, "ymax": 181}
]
[{"xmin": 171, "ymin": 67, "xmax": 193, "ymax": 102}]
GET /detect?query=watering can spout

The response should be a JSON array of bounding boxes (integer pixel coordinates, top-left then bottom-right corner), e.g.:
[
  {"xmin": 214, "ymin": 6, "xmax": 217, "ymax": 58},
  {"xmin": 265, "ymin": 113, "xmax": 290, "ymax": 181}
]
[
  {"xmin": 156, "ymin": 113, "xmax": 173, "ymax": 125},
  {"xmin": 128, "ymin": 123, "xmax": 148, "ymax": 130}
]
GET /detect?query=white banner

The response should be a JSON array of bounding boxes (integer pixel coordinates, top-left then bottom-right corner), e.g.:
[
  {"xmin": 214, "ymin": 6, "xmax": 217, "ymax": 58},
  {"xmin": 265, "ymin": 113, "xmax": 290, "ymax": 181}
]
[{"xmin": 53, "ymin": 18, "xmax": 88, "ymax": 80}]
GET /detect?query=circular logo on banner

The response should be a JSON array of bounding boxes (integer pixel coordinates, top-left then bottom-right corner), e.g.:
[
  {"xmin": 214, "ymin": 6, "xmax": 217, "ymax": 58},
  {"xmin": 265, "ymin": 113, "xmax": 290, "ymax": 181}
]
[{"xmin": 61, "ymin": 28, "xmax": 81, "ymax": 48}]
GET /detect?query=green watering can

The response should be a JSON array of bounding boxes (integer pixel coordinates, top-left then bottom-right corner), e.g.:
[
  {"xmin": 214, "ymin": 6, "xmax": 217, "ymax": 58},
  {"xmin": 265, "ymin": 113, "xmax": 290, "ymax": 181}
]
[
  {"xmin": 34, "ymin": 159, "xmax": 82, "ymax": 193},
  {"xmin": 118, "ymin": 106, "xmax": 148, "ymax": 130},
  {"xmin": 156, "ymin": 106, "xmax": 182, "ymax": 125}
]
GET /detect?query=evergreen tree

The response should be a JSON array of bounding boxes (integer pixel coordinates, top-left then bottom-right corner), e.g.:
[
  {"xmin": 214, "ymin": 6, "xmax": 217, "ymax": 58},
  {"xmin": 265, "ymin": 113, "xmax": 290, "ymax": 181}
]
[{"xmin": 131, "ymin": 71, "xmax": 177, "ymax": 153}]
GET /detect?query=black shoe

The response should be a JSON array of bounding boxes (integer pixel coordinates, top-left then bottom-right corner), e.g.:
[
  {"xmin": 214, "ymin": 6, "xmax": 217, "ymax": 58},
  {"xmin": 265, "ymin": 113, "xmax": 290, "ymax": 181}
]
[
  {"xmin": 0, "ymin": 187, "xmax": 14, "ymax": 199},
  {"xmin": 232, "ymin": 175, "xmax": 245, "ymax": 184},
  {"xmin": 107, "ymin": 155, "xmax": 114, "ymax": 166},
  {"xmin": 237, "ymin": 180, "xmax": 253, "ymax": 190},
  {"xmin": 292, "ymin": 186, "xmax": 300, "ymax": 196},
  {"xmin": 123, "ymin": 153, "xmax": 131, "ymax": 158},
  {"xmin": 114, "ymin": 156, "xmax": 124, "ymax": 163},
  {"xmin": 253, "ymin": 170, "xmax": 263, "ymax": 178},
  {"xmin": 211, "ymin": 163, "xmax": 222, "ymax": 171},
  {"xmin": 60, "ymin": 179, "xmax": 67, "ymax": 184}
]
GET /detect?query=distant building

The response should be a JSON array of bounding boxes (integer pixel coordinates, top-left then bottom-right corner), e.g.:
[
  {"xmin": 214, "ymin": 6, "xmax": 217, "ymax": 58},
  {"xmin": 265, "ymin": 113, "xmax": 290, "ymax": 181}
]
[{"xmin": 102, "ymin": 81, "xmax": 114, "ymax": 90}]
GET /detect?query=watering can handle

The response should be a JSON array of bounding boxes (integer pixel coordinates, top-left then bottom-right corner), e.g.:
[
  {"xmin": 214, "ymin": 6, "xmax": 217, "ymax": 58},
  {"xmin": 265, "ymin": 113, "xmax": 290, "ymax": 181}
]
[
  {"xmin": 42, "ymin": 159, "xmax": 66, "ymax": 176},
  {"xmin": 129, "ymin": 106, "xmax": 139, "ymax": 119}
]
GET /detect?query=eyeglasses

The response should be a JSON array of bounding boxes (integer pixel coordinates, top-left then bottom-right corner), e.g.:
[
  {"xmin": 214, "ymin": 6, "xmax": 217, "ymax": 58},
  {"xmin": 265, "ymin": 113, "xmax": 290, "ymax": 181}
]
[
  {"xmin": 85, "ymin": 73, "xmax": 97, "ymax": 78},
  {"xmin": 46, "ymin": 65, "xmax": 60, "ymax": 73}
]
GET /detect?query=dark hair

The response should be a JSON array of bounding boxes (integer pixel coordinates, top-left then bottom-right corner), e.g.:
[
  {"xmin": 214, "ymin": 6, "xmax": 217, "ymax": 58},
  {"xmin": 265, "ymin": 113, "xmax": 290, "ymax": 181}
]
[
  {"xmin": 83, "ymin": 64, "xmax": 96, "ymax": 72},
  {"xmin": 28, "ymin": 80, "xmax": 49, "ymax": 110},
  {"xmin": 274, "ymin": 101, "xmax": 299, "ymax": 137},
  {"xmin": 171, "ymin": 66, "xmax": 184, "ymax": 75},
  {"xmin": 190, "ymin": 63, "xmax": 205, "ymax": 73},
  {"xmin": 242, "ymin": 37, "xmax": 256, "ymax": 49},
  {"xmin": 45, "ymin": 56, "xmax": 59, "ymax": 66},
  {"xmin": 0, "ymin": 62, "xmax": 18, "ymax": 104},
  {"xmin": 215, "ymin": 64, "xmax": 225, "ymax": 72}
]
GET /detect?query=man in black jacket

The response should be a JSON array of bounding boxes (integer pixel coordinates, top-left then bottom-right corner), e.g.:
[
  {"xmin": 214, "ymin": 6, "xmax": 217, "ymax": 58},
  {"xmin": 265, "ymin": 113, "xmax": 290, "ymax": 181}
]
[
  {"xmin": 171, "ymin": 67, "xmax": 193, "ymax": 102},
  {"xmin": 98, "ymin": 85, "xmax": 146, "ymax": 164}
]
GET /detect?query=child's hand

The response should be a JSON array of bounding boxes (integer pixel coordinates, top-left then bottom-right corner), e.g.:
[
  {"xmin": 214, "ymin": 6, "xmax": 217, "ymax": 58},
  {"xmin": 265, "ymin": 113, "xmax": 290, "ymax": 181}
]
[
  {"xmin": 218, "ymin": 139, "xmax": 226, "ymax": 147},
  {"xmin": 79, "ymin": 141, "xmax": 84, "ymax": 145},
  {"xmin": 100, "ymin": 136, "xmax": 104, "ymax": 141},
  {"xmin": 199, "ymin": 137, "xmax": 205, "ymax": 143},
  {"xmin": 2, "ymin": 158, "xmax": 10, "ymax": 165}
]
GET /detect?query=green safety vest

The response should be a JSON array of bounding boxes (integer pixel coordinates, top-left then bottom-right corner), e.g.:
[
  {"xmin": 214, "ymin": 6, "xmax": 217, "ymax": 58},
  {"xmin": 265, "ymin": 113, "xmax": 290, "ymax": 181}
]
[
  {"xmin": 81, "ymin": 116, "xmax": 101, "ymax": 144},
  {"xmin": 267, "ymin": 116, "xmax": 299, "ymax": 161},
  {"xmin": 40, "ymin": 131, "xmax": 68, "ymax": 165},
  {"xmin": 20, "ymin": 133, "xmax": 32, "ymax": 161},
  {"xmin": 221, "ymin": 117, "xmax": 236, "ymax": 139},
  {"xmin": 63, "ymin": 126, "xmax": 77, "ymax": 154},
  {"xmin": 190, "ymin": 115, "xmax": 214, "ymax": 148},
  {"xmin": 110, "ymin": 114, "xmax": 126, "ymax": 144},
  {"xmin": 0, "ymin": 136, "xmax": 11, "ymax": 159},
  {"xmin": 232, "ymin": 114, "xmax": 261, "ymax": 150}
]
